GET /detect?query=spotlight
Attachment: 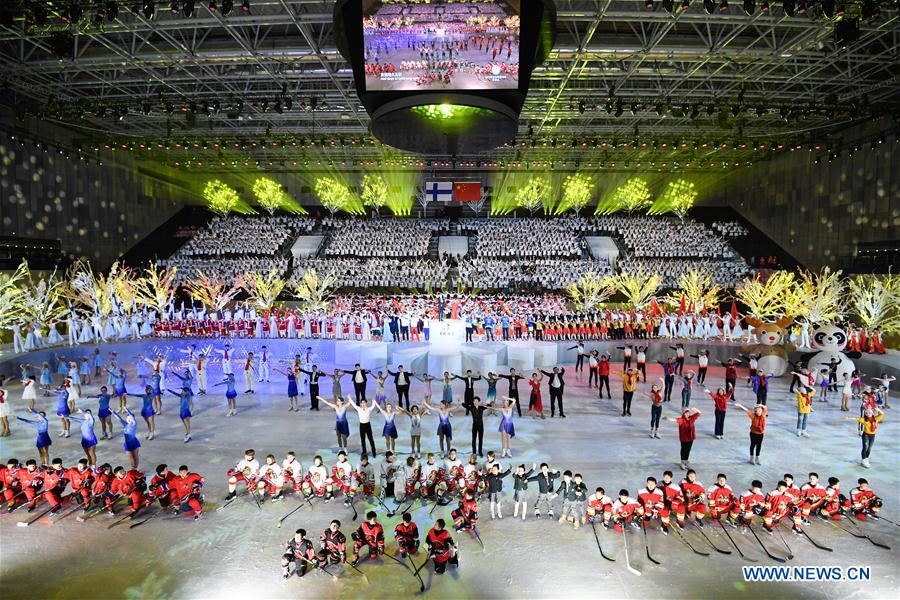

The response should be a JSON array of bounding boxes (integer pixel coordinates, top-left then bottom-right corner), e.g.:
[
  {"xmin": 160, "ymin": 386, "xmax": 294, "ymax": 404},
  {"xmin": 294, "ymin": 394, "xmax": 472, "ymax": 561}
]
[
  {"xmin": 662, "ymin": 0, "xmax": 675, "ymax": 11},
  {"xmin": 783, "ymin": 0, "xmax": 796, "ymax": 16},
  {"xmin": 703, "ymin": 0, "xmax": 716, "ymax": 14},
  {"xmin": 183, "ymin": 0, "xmax": 195, "ymax": 17},
  {"xmin": 718, "ymin": 0, "xmax": 729, "ymax": 12},
  {"xmin": 743, "ymin": 0, "xmax": 755, "ymax": 14},
  {"xmin": 222, "ymin": 0, "xmax": 233, "ymax": 15}
]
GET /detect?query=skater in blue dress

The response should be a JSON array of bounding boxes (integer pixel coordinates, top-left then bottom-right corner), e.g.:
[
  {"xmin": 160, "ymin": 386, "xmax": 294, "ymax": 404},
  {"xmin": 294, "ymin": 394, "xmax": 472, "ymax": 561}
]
[
  {"xmin": 423, "ymin": 399, "xmax": 461, "ymax": 458},
  {"xmin": 17, "ymin": 408, "xmax": 51, "ymax": 465},
  {"xmin": 107, "ymin": 367, "xmax": 128, "ymax": 413},
  {"xmin": 113, "ymin": 409, "xmax": 141, "ymax": 468},
  {"xmin": 319, "ymin": 395, "xmax": 352, "ymax": 453},
  {"xmin": 441, "ymin": 372, "xmax": 453, "ymax": 405},
  {"xmin": 79, "ymin": 357, "xmax": 92, "ymax": 386},
  {"xmin": 128, "ymin": 386, "xmax": 156, "ymax": 440},
  {"xmin": 496, "ymin": 398, "xmax": 518, "ymax": 458},
  {"xmin": 485, "ymin": 373, "xmax": 499, "ymax": 404},
  {"xmin": 375, "ymin": 402, "xmax": 399, "ymax": 453},
  {"xmin": 54, "ymin": 385, "xmax": 72, "ymax": 438},
  {"xmin": 273, "ymin": 366, "xmax": 300, "ymax": 412},
  {"xmin": 69, "ymin": 409, "xmax": 98, "ymax": 465},
  {"xmin": 150, "ymin": 371, "xmax": 163, "ymax": 415},
  {"xmin": 214, "ymin": 373, "xmax": 239, "ymax": 416},
  {"xmin": 167, "ymin": 388, "xmax": 194, "ymax": 444},
  {"xmin": 86, "ymin": 386, "xmax": 114, "ymax": 439},
  {"xmin": 39, "ymin": 362, "xmax": 53, "ymax": 396}
]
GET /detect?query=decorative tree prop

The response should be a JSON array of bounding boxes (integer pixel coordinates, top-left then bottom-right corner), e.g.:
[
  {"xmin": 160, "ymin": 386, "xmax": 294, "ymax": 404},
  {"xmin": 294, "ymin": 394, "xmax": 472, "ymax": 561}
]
[
  {"xmin": 516, "ymin": 176, "xmax": 550, "ymax": 215},
  {"xmin": 667, "ymin": 269, "xmax": 722, "ymax": 314},
  {"xmin": 0, "ymin": 260, "xmax": 28, "ymax": 332},
  {"xmin": 648, "ymin": 178, "xmax": 698, "ymax": 219},
  {"xmin": 242, "ymin": 268, "xmax": 287, "ymax": 311},
  {"xmin": 567, "ymin": 272, "xmax": 617, "ymax": 311},
  {"xmin": 184, "ymin": 270, "xmax": 243, "ymax": 312},
  {"xmin": 558, "ymin": 174, "xmax": 595, "ymax": 214},
  {"xmin": 734, "ymin": 271, "xmax": 796, "ymax": 319},
  {"xmin": 252, "ymin": 176, "xmax": 287, "ymax": 214},
  {"xmin": 781, "ymin": 267, "xmax": 844, "ymax": 324},
  {"xmin": 846, "ymin": 273, "xmax": 900, "ymax": 335},
  {"xmin": 134, "ymin": 262, "xmax": 179, "ymax": 315},
  {"xmin": 614, "ymin": 269, "xmax": 661, "ymax": 309},
  {"xmin": 65, "ymin": 260, "xmax": 134, "ymax": 317},
  {"xmin": 20, "ymin": 266, "xmax": 70, "ymax": 326},
  {"xmin": 290, "ymin": 268, "xmax": 337, "ymax": 312},
  {"xmin": 203, "ymin": 179, "xmax": 241, "ymax": 215},
  {"xmin": 613, "ymin": 178, "xmax": 652, "ymax": 214},
  {"xmin": 314, "ymin": 176, "xmax": 353, "ymax": 216},
  {"xmin": 360, "ymin": 173, "xmax": 389, "ymax": 210}
]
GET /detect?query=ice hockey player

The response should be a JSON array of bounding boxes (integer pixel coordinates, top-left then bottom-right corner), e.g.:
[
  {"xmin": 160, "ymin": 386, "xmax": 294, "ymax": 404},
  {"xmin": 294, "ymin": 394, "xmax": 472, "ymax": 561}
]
[
  {"xmin": 425, "ymin": 518, "xmax": 458, "ymax": 574},
  {"xmin": 107, "ymin": 466, "xmax": 147, "ymax": 515},
  {"xmin": 585, "ymin": 487, "xmax": 613, "ymax": 526},
  {"xmin": 395, "ymin": 512, "xmax": 420, "ymax": 558},
  {"xmin": 609, "ymin": 489, "xmax": 643, "ymax": 531},
  {"xmin": 680, "ymin": 469, "xmax": 708, "ymax": 527},
  {"xmin": 452, "ymin": 489, "xmax": 479, "ymax": 532},
  {"xmin": 850, "ymin": 478, "xmax": 883, "ymax": 520},
  {"xmin": 351, "ymin": 511, "xmax": 385, "ymax": 566},
  {"xmin": 799, "ymin": 472, "xmax": 827, "ymax": 524},
  {"xmin": 819, "ymin": 476, "xmax": 848, "ymax": 520},
  {"xmin": 638, "ymin": 476, "xmax": 669, "ymax": 534},
  {"xmin": 149, "ymin": 464, "xmax": 179, "ymax": 509},
  {"xmin": 706, "ymin": 473, "xmax": 735, "ymax": 521},
  {"xmin": 317, "ymin": 520, "xmax": 347, "ymax": 566},
  {"xmin": 660, "ymin": 471, "xmax": 687, "ymax": 529},
  {"xmin": 281, "ymin": 451, "xmax": 304, "ymax": 496},
  {"xmin": 331, "ymin": 451, "xmax": 355, "ymax": 505},
  {"xmin": 42, "ymin": 458, "xmax": 70, "ymax": 513},
  {"xmin": 302, "ymin": 455, "xmax": 332, "ymax": 501},
  {"xmin": 728, "ymin": 480, "xmax": 765, "ymax": 527},
  {"xmin": 225, "ymin": 449, "xmax": 259, "ymax": 501},
  {"xmin": 354, "ymin": 453, "xmax": 376, "ymax": 498},
  {"xmin": 282, "ymin": 528, "xmax": 317, "ymax": 578},
  {"xmin": 762, "ymin": 480, "xmax": 802, "ymax": 534},
  {"xmin": 258, "ymin": 454, "xmax": 285, "ymax": 502},
  {"xmin": 173, "ymin": 465, "xmax": 204, "ymax": 519}
]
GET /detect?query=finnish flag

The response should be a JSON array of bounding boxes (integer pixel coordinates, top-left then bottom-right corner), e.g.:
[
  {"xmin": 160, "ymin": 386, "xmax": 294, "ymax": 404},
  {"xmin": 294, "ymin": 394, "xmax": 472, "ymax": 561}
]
[{"xmin": 425, "ymin": 181, "xmax": 454, "ymax": 202}]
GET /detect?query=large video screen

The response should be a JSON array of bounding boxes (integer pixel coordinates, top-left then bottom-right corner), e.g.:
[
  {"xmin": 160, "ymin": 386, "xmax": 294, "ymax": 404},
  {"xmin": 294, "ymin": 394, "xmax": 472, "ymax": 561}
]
[{"xmin": 362, "ymin": 0, "xmax": 520, "ymax": 91}]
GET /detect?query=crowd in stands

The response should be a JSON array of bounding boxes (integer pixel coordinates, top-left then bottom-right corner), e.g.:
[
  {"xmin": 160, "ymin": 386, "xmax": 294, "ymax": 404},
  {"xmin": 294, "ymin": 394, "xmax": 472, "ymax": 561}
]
[
  {"xmin": 323, "ymin": 219, "xmax": 448, "ymax": 258},
  {"xmin": 293, "ymin": 257, "xmax": 450, "ymax": 290},
  {"xmin": 456, "ymin": 257, "xmax": 612, "ymax": 291},
  {"xmin": 711, "ymin": 220, "xmax": 750, "ymax": 237},
  {"xmin": 619, "ymin": 257, "xmax": 750, "ymax": 288},
  {"xmin": 459, "ymin": 216, "xmax": 586, "ymax": 258},
  {"xmin": 174, "ymin": 216, "xmax": 314, "ymax": 257},
  {"xmin": 165, "ymin": 257, "xmax": 291, "ymax": 284},
  {"xmin": 591, "ymin": 215, "xmax": 740, "ymax": 259}
]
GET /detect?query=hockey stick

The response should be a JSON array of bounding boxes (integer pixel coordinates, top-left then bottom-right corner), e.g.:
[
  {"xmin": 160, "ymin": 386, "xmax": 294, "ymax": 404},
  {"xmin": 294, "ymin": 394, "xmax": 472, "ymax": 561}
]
[
  {"xmin": 215, "ymin": 496, "xmax": 239, "ymax": 512},
  {"xmin": 639, "ymin": 520, "xmax": 662, "ymax": 565},
  {"xmin": 868, "ymin": 515, "xmax": 900, "ymax": 527},
  {"xmin": 671, "ymin": 524, "xmax": 710, "ymax": 556},
  {"xmin": 470, "ymin": 525, "xmax": 485, "ymax": 551},
  {"xmin": 747, "ymin": 523, "xmax": 787, "ymax": 563},
  {"xmin": 77, "ymin": 495, "xmax": 121, "ymax": 522},
  {"xmin": 694, "ymin": 524, "xmax": 731, "ymax": 554},
  {"xmin": 249, "ymin": 490, "xmax": 263, "ymax": 512},
  {"xmin": 621, "ymin": 526, "xmax": 641, "ymax": 576},
  {"xmin": 383, "ymin": 550, "xmax": 415, "ymax": 574},
  {"xmin": 389, "ymin": 497, "xmax": 415, "ymax": 518},
  {"xmin": 348, "ymin": 496, "xmax": 359, "ymax": 521},
  {"xmin": 54, "ymin": 500, "xmax": 88, "ymax": 522},
  {"xmin": 107, "ymin": 505, "xmax": 144, "ymax": 529},
  {"xmin": 130, "ymin": 505, "xmax": 173, "ymax": 529},
  {"xmin": 774, "ymin": 526, "xmax": 795, "ymax": 559},
  {"xmin": 590, "ymin": 521, "xmax": 616, "ymax": 561},
  {"xmin": 413, "ymin": 551, "xmax": 432, "ymax": 577},
  {"xmin": 17, "ymin": 497, "xmax": 63, "ymax": 527},
  {"xmin": 346, "ymin": 560, "xmax": 369, "ymax": 583},
  {"xmin": 829, "ymin": 519, "xmax": 891, "ymax": 550},
  {"xmin": 781, "ymin": 521, "xmax": 832, "ymax": 552},
  {"xmin": 276, "ymin": 501, "xmax": 307, "ymax": 529},
  {"xmin": 407, "ymin": 554, "xmax": 427, "ymax": 592},
  {"xmin": 2, "ymin": 490, "xmax": 26, "ymax": 512},
  {"xmin": 717, "ymin": 519, "xmax": 755, "ymax": 561}
]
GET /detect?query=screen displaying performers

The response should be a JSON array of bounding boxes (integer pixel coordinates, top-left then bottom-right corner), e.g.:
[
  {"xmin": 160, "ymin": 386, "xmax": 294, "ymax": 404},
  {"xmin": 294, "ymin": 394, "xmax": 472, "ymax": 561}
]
[{"xmin": 362, "ymin": 0, "xmax": 520, "ymax": 91}]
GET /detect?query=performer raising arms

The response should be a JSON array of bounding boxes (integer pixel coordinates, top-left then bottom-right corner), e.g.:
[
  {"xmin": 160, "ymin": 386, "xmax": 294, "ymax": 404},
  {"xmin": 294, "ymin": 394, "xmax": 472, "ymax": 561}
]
[{"xmin": 319, "ymin": 395, "xmax": 352, "ymax": 453}]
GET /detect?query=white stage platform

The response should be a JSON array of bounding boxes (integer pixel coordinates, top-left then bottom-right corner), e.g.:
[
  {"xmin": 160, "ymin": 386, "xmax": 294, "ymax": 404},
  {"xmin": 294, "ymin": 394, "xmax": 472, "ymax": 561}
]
[
  {"xmin": 290, "ymin": 235, "xmax": 324, "ymax": 260},
  {"xmin": 437, "ymin": 235, "xmax": 468, "ymax": 257},
  {"xmin": 585, "ymin": 236, "xmax": 620, "ymax": 267}
]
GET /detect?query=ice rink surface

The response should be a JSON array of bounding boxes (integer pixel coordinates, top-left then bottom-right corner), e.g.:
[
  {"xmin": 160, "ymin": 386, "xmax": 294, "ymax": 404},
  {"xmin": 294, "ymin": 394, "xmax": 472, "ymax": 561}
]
[{"xmin": 1, "ymin": 341, "xmax": 898, "ymax": 599}]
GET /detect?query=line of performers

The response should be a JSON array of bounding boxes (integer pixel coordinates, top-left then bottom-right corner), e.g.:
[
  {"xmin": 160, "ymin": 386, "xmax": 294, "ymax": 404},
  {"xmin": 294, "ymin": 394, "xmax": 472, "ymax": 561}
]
[
  {"xmin": 220, "ymin": 449, "xmax": 885, "ymax": 579},
  {"xmin": 1, "ymin": 457, "xmax": 204, "ymax": 520}
]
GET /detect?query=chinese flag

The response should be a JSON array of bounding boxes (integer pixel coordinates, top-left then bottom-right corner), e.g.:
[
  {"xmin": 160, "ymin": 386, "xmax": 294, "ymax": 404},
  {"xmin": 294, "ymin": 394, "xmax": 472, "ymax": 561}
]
[{"xmin": 453, "ymin": 181, "xmax": 481, "ymax": 202}]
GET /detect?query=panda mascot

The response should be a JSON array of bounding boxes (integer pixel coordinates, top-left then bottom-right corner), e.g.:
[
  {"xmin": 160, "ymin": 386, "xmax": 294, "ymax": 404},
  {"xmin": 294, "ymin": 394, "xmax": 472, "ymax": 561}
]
[{"xmin": 802, "ymin": 324, "xmax": 860, "ymax": 383}]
